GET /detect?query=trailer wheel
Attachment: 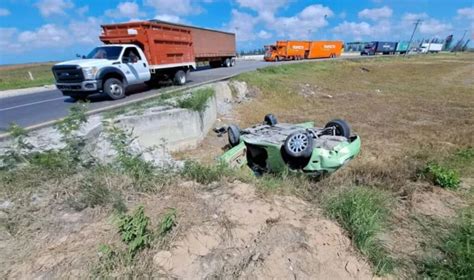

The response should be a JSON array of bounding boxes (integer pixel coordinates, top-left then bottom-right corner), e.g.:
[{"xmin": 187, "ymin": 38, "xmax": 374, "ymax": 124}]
[
  {"xmin": 104, "ymin": 78, "xmax": 125, "ymax": 100},
  {"xmin": 224, "ymin": 58, "xmax": 231, "ymax": 67},
  {"xmin": 174, "ymin": 70, "xmax": 187, "ymax": 85},
  {"xmin": 230, "ymin": 59, "xmax": 236, "ymax": 67}
]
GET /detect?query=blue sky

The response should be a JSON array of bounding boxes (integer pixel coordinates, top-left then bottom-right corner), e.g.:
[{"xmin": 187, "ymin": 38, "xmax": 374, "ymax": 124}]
[{"xmin": 0, "ymin": 0, "xmax": 473, "ymax": 64}]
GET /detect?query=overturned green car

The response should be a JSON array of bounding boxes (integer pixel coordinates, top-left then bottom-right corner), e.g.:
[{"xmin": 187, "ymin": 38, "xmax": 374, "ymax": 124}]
[{"xmin": 220, "ymin": 114, "xmax": 361, "ymax": 176}]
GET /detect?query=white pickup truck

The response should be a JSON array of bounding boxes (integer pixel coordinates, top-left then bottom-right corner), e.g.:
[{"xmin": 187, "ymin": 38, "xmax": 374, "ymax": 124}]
[{"xmin": 52, "ymin": 45, "xmax": 176, "ymax": 100}]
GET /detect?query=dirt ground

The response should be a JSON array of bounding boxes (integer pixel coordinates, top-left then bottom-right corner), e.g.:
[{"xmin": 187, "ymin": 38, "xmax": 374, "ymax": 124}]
[{"xmin": 1, "ymin": 181, "xmax": 373, "ymax": 279}]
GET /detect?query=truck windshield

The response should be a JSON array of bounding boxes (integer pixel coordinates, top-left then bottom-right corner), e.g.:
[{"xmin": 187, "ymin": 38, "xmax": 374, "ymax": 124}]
[{"xmin": 86, "ymin": 46, "xmax": 123, "ymax": 60}]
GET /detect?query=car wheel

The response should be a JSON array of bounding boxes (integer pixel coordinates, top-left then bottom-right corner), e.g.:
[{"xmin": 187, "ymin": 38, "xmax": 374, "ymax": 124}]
[
  {"xmin": 174, "ymin": 70, "xmax": 187, "ymax": 85},
  {"xmin": 228, "ymin": 124, "xmax": 241, "ymax": 147},
  {"xmin": 104, "ymin": 78, "xmax": 125, "ymax": 100},
  {"xmin": 325, "ymin": 119, "xmax": 351, "ymax": 138},
  {"xmin": 284, "ymin": 131, "xmax": 314, "ymax": 158},
  {"xmin": 264, "ymin": 114, "xmax": 278, "ymax": 126}
]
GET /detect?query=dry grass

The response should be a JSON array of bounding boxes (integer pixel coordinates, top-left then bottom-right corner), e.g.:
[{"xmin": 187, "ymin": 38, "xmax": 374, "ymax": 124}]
[{"xmin": 0, "ymin": 63, "xmax": 55, "ymax": 90}]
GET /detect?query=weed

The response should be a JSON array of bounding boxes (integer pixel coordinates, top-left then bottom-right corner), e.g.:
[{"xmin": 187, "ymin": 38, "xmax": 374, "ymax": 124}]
[
  {"xmin": 420, "ymin": 208, "xmax": 474, "ymax": 279},
  {"xmin": 0, "ymin": 124, "xmax": 32, "ymax": 169},
  {"xmin": 158, "ymin": 208, "xmax": 177, "ymax": 236},
  {"xmin": 177, "ymin": 88, "xmax": 214, "ymax": 112},
  {"xmin": 423, "ymin": 162, "xmax": 461, "ymax": 189},
  {"xmin": 324, "ymin": 187, "xmax": 395, "ymax": 275},
  {"xmin": 91, "ymin": 244, "xmax": 128, "ymax": 277},
  {"xmin": 181, "ymin": 161, "xmax": 229, "ymax": 184},
  {"xmin": 117, "ymin": 206, "xmax": 152, "ymax": 257}
]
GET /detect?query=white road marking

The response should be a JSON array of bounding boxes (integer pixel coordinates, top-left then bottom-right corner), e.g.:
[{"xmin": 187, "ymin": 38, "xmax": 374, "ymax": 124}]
[{"xmin": 0, "ymin": 97, "xmax": 67, "ymax": 112}]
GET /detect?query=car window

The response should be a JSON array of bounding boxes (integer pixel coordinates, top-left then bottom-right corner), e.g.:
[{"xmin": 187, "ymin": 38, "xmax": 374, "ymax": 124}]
[{"xmin": 123, "ymin": 47, "xmax": 142, "ymax": 62}]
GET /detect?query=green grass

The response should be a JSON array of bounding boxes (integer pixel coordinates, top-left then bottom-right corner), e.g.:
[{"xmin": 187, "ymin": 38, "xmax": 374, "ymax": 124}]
[
  {"xmin": 324, "ymin": 187, "xmax": 395, "ymax": 275},
  {"xmin": 424, "ymin": 162, "xmax": 461, "ymax": 189},
  {"xmin": 421, "ymin": 208, "xmax": 474, "ymax": 279},
  {"xmin": 181, "ymin": 161, "xmax": 230, "ymax": 184},
  {"xmin": 0, "ymin": 63, "xmax": 55, "ymax": 90},
  {"xmin": 177, "ymin": 88, "xmax": 214, "ymax": 112},
  {"xmin": 117, "ymin": 206, "xmax": 153, "ymax": 257}
]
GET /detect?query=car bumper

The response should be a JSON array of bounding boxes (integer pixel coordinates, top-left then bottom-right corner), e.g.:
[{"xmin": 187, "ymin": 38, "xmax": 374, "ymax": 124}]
[{"xmin": 56, "ymin": 80, "xmax": 102, "ymax": 92}]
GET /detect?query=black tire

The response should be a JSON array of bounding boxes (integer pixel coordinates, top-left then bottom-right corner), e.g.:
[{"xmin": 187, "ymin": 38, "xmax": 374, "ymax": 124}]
[
  {"xmin": 230, "ymin": 59, "xmax": 235, "ymax": 67},
  {"xmin": 224, "ymin": 58, "xmax": 231, "ymax": 67},
  {"xmin": 104, "ymin": 78, "xmax": 125, "ymax": 100},
  {"xmin": 284, "ymin": 131, "xmax": 314, "ymax": 158},
  {"xmin": 325, "ymin": 119, "xmax": 351, "ymax": 138},
  {"xmin": 174, "ymin": 70, "xmax": 187, "ymax": 85},
  {"xmin": 228, "ymin": 124, "xmax": 241, "ymax": 147},
  {"xmin": 264, "ymin": 114, "xmax": 278, "ymax": 126}
]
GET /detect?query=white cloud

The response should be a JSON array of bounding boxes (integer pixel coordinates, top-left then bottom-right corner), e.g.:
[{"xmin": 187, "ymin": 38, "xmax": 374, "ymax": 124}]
[
  {"xmin": 145, "ymin": 0, "xmax": 201, "ymax": 16},
  {"xmin": 264, "ymin": 4, "xmax": 334, "ymax": 39},
  {"xmin": 457, "ymin": 7, "xmax": 474, "ymax": 20},
  {"xmin": 236, "ymin": 0, "xmax": 289, "ymax": 13},
  {"xmin": 35, "ymin": 0, "xmax": 73, "ymax": 17},
  {"xmin": 333, "ymin": 19, "xmax": 392, "ymax": 41},
  {"xmin": 401, "ymin": 13, "xmax": 452, "ymax": 35},
  {"xmin": 154, "ymin": 14, "xmax": 182, "ymax": 23},
  {"xmin": 105, "ymin": 2, "xmax": 145, "ymax": 19},
  {"xmin": 358, "ymin": 6, "xmax": 392, "ymax": 21},
  {"xmin": 3, "ymin": 18, "xmax": 102, "ymax": 53},
  {"xmin": 77, "ymin": 6, "xmax": 89, "ymax": 17},
  {"xmin": 224, "ymin": 9, "xmax": 259, "ymax": 41},
  {"xmin": 257, "ymin": 30, "xmax": 272, "ymax": 39},
  {"xmin": 0, "ymin": 8, "xmax": 10, "ymax": 16}
]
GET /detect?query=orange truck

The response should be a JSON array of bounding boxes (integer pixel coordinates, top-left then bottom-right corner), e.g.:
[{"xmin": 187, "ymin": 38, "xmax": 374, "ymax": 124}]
[{"xmin": 264, "ymin": 41, "xmax": 344, "ymax": 61}]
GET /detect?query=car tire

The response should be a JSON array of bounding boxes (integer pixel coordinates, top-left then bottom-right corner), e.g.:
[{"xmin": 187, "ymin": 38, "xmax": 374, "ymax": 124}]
[
  {"xmin": 284, "ymin": 131, "xmax": 314, "ymax": 158},
  {"xmin": 325, "ymin": 119, "xmax": 351, "ymax": 138},
  {"xmin": 264, "ymin": 114, "xmax": 278, "ymax": 126},
  {"xmin": 174, "ymin": 70, "xmax": 187, "ymax": 85},
  {"xmin": 104, "ymin": 78, "xmax": 125, "ymax": 100},
  {"xmin": 228, "ymin": 124, "xmax": 241, "ymax": 147}
]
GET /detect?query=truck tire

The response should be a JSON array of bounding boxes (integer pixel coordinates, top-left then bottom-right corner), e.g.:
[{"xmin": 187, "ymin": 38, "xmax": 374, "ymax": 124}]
[
  {"xmin": 174, "ymin": 70, "xmax": 187, "ymax": 85},
  {"xmin": 224, "ymin": 58, "xmax": 231, "ymax": 67},
  {"xmin": 284, "ymin": 131, "xmax": 314, "ymax": 158},
  {"xmin": 104, "ymin": 78, "xmax": 125, "ymax": 100},
  {"xmin": 230, "ymin": 59, "xmax": 236, "ymax": 67},
  {"xmin": 324, "ymin": 119, "xmax": 351, "ymax": 138}
]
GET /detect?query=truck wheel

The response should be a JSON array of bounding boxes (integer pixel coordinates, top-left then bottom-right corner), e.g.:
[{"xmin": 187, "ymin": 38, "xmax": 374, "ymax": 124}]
[
  {"xmin": 324, "ymin": 119, "xmax": 351, "ymax": 138},
  {"xmin": 174, "ymin": 70, "xmax": 187, "ymax": 85},
  {"xmin": 264, "ymin": 114, "xmax": 278, "ymax": 126},
  {"xmin": 224, "ymin": 58, "xmax": 231, "ymax": 67},
  {"xmin": 228, "ymin": 124, "xmax": 241, "ymax": 147},
  {"xmin": 284, "ymin": 131, "xmax": 314, "ymax": 158},
  {"xmin": 104, "ymin": 78, "xmax": 125, "ymax": 100},
  {"xmin": 230, "ymin": 59, "xmax": 236, "ymax": 67}
]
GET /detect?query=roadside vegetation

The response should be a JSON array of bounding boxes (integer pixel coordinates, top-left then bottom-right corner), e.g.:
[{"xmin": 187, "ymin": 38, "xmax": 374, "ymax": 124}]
[
  {"xmin": 0, "ymin": 63, "xmax": 55, "ymax": 90},
  {"xmin": 1, "ymin": 53, "xmax": 473, "ymax": 278}
]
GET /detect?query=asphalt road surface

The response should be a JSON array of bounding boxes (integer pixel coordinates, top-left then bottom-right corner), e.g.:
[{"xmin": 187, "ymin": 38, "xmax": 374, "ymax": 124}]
[{"xmin": 0, "ymin": 56, "xmax": 365, "ymax": 132}]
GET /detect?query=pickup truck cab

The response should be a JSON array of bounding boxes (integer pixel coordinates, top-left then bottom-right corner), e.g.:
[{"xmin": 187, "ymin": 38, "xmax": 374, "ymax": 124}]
[{"xmin": 52, "ymin": 44, "xmax": 156, "ymax": 100}]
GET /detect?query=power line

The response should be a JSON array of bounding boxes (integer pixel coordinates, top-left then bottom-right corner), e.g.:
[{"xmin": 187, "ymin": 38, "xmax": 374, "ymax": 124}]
[{"xmin": 405, "ymin": 19, "xmax": 422, "ymax": 56}]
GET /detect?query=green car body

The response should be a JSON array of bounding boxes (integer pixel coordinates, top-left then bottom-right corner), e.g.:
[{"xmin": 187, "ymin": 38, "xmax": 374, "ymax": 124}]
[{"xmin": 219, "ymin": 120, "xmax": 361, "ymax": 176}]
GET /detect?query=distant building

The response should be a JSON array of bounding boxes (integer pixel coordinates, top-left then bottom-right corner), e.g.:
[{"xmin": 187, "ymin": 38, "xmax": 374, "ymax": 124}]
[{"xmin": 345, "ymin": 42, "xmax": 371, "ymax": 52}]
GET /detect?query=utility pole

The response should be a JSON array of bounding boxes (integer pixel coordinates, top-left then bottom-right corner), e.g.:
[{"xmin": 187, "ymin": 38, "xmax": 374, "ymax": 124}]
[{"xmin": 405, "ymin": 19, "xmax": 422, "ymax": 56}]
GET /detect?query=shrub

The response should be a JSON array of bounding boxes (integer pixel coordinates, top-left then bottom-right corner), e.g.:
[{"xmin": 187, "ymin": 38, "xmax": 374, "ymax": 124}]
[
  {"xmin": 159, "ymin": 208, "xmax": 177, "ymax": 237},
  {"xmin": 177, "ymin": 88, "xmax": 214, "ymax": 112},
  {"xmin": 181, "ymin": 161, "xmax": 229, "ymax": 184},
  {"xmin": 424, "ymin": 162, "xmax": 461, "ymax": 189},
  {"xmin": 325, "ymin": 187, "xmax": 395, "ymax": 275},
  {"xmin": 117, "ymin": 206, "xmax": 152, "ymax": 257}
]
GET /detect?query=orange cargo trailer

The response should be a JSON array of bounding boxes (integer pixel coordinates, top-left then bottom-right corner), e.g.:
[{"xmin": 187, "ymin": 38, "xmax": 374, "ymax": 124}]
[
  {"xmin": 100, "ymin": 20, "xmax": 236, "ymax": 69},
  {"xmin": 264, "ymin": 40, "xmax": 343, "ymax": 61}
]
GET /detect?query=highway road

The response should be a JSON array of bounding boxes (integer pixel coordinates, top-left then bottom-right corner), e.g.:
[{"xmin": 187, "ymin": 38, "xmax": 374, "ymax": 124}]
[{"xmin": 0, "ymin": 55, "xmax": 365, "ymax": 133}]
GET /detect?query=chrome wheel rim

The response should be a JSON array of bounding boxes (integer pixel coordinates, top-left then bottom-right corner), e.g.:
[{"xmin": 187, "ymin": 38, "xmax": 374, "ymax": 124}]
[
  {"xmin": 109, "ymin": 83, "xmax": 122, "ymax": 97},
  {"xmin": 288, "ymin": 133, "xmax": 308, "ymax": 153}
]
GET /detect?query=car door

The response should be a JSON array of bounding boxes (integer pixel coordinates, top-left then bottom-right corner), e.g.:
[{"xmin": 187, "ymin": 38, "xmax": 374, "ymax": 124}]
[{"xmin": 120, "ymin": 47, "xmax": 150, "ymax": 85}]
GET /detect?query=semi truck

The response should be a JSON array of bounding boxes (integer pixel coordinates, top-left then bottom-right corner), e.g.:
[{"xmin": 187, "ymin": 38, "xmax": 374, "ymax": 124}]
[
  {"xmin": 420, "ymin": 43, "xmax": 443, "ymax": 53},
  {"xmin": 264, "ymin": 41, "xmax": 343, "ymax": 61},
  {"xmin": 395, "ymin": 42, "xmax": 409, "ymax": 54},
  {"xmin": 361, "ymin": 41, "xmax": 398, "ymax": 55},
  {"xmin": 52, "ymin": 20, "xmax": 236, "ymax": 100}
]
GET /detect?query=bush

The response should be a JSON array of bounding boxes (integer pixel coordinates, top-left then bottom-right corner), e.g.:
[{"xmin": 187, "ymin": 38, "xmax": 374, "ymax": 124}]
[
  {"xmin": 181, "ymin": 161, "xmax": 229, "ymax": 184},
  {"xmin": 117, "ymin": 206, "xmax": 152, "ymax": 257},
  {"xmin": 158, "ymin": 208, "xmax": 177, "ymax": 237},
  {"xmin": 421, "ymin": 208, "xmax": 474, "ymax": 279},
  {"xmin": 325, "ymin": 187, "xmax": 395, "ymax": 275},
  {"xmin": 177, "ymin": 88, "xmax": 214, "ymax": 112},
  {"xmin": 424, "ymin": 162, "xmax": 461, "ymax": 189}
]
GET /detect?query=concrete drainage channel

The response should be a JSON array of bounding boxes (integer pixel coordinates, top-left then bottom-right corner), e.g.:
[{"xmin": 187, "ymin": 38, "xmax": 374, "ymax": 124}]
[{"xmin": 0, "ymin": 81, "xmax": 249, "ymax": 166}]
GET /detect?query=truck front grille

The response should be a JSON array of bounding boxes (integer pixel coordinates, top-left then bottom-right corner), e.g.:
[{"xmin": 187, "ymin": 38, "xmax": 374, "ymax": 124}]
[{"xmin": 52, "ymin": 65, "xmax": 84, "ymax": 83}]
